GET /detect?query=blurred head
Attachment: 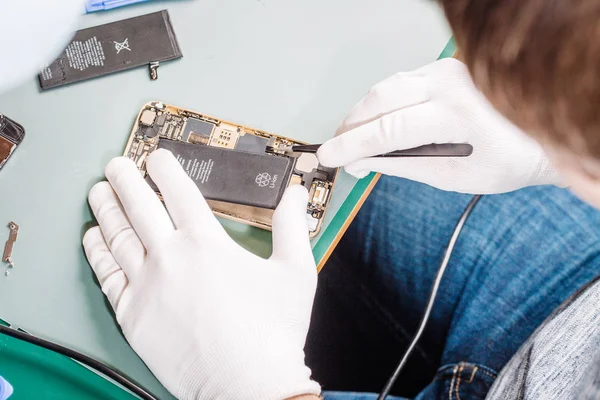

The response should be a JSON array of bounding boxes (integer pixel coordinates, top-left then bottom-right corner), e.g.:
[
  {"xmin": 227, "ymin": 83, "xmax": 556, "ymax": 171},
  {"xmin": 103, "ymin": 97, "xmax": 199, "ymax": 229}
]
[
  {"xmin": 439, "ymin": 0, "xmax": 600, "ymax": 207},
  {"xmin": 0, "ymin": 0, "xmax": 81, "ymax": 93}
]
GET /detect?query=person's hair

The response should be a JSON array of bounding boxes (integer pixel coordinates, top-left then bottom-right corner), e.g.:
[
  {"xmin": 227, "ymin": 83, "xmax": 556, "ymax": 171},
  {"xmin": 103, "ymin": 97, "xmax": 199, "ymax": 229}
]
[{"xmin": 439, "ymin": 0, "xmax": 600, "ymax": 158}]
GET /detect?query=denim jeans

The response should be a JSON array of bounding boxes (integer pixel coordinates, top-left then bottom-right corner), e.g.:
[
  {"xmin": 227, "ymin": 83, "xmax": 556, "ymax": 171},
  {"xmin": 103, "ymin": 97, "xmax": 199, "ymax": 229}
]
[{"xmin": 305, "ymin": 176, "xmax": 600, "ymax": 400}]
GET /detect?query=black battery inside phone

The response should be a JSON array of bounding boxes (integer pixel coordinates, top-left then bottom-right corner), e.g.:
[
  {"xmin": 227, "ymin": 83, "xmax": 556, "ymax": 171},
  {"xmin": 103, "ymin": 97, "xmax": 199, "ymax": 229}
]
[
  {"xmin": 39, "ymin": 10, "xmax": 182, "ymax": 90},
  {"xmin": 150, "ymin": 139, "xmax": 295, "ymax": 209}
]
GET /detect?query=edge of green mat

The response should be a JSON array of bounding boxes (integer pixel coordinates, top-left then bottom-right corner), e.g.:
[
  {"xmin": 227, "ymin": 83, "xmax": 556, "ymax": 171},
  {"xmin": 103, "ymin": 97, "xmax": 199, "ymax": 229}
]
[{"xmin": 0, "ymin": 318, "xmax": 138, "ymax": 399}]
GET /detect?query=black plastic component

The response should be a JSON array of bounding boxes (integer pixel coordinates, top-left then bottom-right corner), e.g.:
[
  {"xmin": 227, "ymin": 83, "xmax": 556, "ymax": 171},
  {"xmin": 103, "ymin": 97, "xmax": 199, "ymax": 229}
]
[
  {"xmin": 236, "ymin": 134, "xmax": 268, "ymax": 154},
  {"xmin": 182, "ymin": 118, "xmax": 214, "ymax": 143}
]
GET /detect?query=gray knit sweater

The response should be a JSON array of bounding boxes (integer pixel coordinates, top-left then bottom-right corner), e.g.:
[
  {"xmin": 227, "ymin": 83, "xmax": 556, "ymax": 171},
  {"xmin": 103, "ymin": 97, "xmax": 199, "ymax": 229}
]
[{"xmin": 486, "ymin": 275, "xmax": 600, "ymax": 399}]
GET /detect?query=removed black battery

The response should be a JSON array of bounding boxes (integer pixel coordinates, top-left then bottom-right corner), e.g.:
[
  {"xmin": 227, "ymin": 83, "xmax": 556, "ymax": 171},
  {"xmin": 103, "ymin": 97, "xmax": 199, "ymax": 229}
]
[
  {"xmin": 39, "ymin": 10, "xmax": 182, "ymax": 90},
  {"xmin": 151, "ymin": 139, "xmax": 294, "ymax": 209}
]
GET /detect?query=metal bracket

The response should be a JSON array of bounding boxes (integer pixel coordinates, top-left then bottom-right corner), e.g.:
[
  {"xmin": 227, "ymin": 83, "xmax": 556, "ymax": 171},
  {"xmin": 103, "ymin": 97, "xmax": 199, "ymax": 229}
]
[
  {"xmin": 149, "ymin": 61, "xmax": 160, "ymax": 81},
  {"xmin": 3, "ymin": 221, "xmax": 19, "ymax": 271}
]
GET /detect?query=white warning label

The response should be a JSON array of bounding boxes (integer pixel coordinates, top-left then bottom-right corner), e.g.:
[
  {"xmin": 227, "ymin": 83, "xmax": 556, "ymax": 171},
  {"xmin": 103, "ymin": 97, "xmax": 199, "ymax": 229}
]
[
  {"xmin": 65, "ymin": 36, "xmax": 106, "ymax": 71},
  {"xmin": 40, "ymin": 65, "xmax": 53, "ymax": 81},
  {"xmin": 177, "ymin": 155, "xmax": 213, "ymax": 184}
]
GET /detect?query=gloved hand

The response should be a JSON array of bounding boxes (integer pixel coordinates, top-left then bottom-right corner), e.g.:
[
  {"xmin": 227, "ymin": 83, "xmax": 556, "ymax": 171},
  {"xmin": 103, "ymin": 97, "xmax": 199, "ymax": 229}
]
[
  {"xmin": 83, "ymin": 150, "xmax": 320, "ymax": 400},
  {"xmin": 318, "ymin": 58, "xmax": 562, "ymax": 194}
]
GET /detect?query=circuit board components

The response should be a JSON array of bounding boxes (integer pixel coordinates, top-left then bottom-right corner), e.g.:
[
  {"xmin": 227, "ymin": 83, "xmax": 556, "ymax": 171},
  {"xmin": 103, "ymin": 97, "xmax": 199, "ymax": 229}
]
[{"xmin": 124, "ymin": 102, "xmax": 338, "ymax": 237}]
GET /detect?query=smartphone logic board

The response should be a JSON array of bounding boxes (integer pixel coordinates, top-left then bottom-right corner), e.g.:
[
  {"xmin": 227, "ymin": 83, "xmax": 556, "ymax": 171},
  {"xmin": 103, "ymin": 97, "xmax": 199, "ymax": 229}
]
[{"xmin": 124, "ymin": 102, "xmax": 338, "ymax": 237}]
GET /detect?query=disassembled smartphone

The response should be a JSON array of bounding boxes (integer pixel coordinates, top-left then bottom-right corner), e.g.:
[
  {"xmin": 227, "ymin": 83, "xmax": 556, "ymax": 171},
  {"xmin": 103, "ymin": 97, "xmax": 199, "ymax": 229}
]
[
  {"xmin": 124, "ymin": 102, "xmax": 338, "ymax": 237},
  {"xmin": 0, "ymin": 115, "xmax": 25, "ymax": 171}
]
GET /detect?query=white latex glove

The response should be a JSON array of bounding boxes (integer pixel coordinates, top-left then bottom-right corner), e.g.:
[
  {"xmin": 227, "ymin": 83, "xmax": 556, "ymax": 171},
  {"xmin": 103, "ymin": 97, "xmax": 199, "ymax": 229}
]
[
  {"xmin": 83, "ymin": 150, "xmax": 320, "ymax": 400},
  {"xmin": 318, "ymin": 58, "xmax": 562, "ymax": 194}
]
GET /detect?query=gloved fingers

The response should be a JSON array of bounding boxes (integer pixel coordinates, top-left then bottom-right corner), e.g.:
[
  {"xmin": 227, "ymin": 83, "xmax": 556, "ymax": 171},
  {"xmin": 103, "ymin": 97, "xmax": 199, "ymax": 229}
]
[
  {"xmin": 336, "ymin": 73, "xmax": 429, "ymax": 136},
  {"xmin": 335, "ymin": 58, "xmax": 470, "ymax": 137},
  {"xmin": 343, "ymin": 167, "xmax": 371, "ymax": 180},
  {"xmin": 344, "ymin": 157, "xmax": 459, "ymax": 191},
  {"xmin": 88, "ymin": 182, "xmax": 146, "ymax": 279},
  {"xmin": 83, "ymin": 227, "xmax": 129, "ymax": 311},
  {"xmin": 336, "ymin": 58, "xmax": 471, "ymax": 137},
  {"xmin": 145, "ymin": 150, "xmax": 226, "ymax": 236},
  {"xmin": 104, "ymin": 157, "xmax": 175, "ymax": 249},
  {"xmin": 270, "ymin": 185, "xmax": 315, "ymax": 268},
  {"xmin": 319, "ymin": 102, "xmax": 465, "ymax": 168}
]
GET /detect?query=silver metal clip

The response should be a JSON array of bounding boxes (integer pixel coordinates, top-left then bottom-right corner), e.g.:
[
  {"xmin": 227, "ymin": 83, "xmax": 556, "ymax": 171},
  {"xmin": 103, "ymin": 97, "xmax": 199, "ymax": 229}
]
[
  {"xmin": 149, "ymin": 61, "xmax": 160, "ymax": 81},
  {"xmin": 3, "ymin": 221, "xmax": 19, "ymax": 269}
]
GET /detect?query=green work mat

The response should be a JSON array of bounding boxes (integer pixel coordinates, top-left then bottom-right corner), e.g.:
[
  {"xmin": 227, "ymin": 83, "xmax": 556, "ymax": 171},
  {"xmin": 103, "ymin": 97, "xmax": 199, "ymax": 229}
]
[{"xmin": 0, "ymin": 319, "xmax": 137, "ymax": 399}]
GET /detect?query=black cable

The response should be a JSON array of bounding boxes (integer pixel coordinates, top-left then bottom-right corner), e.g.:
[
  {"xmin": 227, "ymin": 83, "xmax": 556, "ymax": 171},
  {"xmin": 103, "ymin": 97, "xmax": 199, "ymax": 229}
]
[
  {"xmin": 377, "ymin": 195, "xmax": 483, "ymax": 400},
  {"xmin": 0, "ymin": 324, "xmax": 158, "ymax": 400}
]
